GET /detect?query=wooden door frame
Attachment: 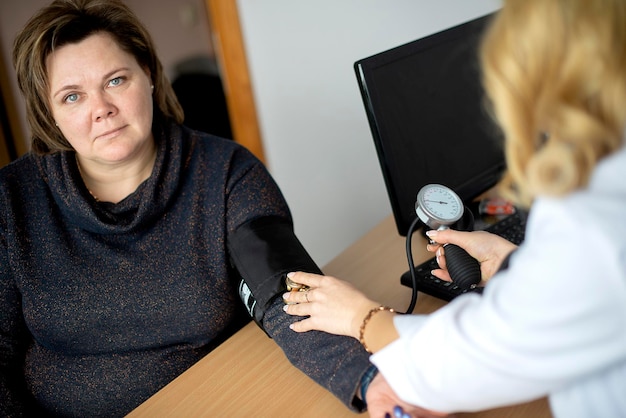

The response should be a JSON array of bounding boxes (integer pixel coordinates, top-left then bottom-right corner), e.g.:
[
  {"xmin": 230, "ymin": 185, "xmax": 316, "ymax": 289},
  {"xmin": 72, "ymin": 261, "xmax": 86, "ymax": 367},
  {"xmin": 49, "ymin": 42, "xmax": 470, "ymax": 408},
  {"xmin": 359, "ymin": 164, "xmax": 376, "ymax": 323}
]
[
  {"xmin": 0, "ymin": 47, "xmax": 27, "ymax": 166},
  {"xmin": 205, "ymin": 0, "xmax": 265, "ymax": 164}
]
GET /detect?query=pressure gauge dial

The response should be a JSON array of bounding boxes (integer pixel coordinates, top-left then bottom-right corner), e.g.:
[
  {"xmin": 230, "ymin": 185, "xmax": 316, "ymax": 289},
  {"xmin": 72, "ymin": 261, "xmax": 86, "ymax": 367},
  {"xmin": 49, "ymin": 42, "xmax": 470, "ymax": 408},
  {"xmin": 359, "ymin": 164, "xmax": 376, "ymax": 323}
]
[
  {"xmin": 415, "ymin": 184, "xmax": 463, "ymax": 230},
  {"xmin": 414, "ymin": 183, "xmax": 481, "ymax": 289}
]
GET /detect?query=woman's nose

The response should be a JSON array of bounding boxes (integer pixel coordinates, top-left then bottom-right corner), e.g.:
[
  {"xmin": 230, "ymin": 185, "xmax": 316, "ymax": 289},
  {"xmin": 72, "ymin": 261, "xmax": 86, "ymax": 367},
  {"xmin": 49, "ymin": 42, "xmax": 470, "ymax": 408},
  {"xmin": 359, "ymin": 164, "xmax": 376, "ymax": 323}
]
[{"xmin": 92, "ymin": 93, "xmax": 117, "ymax": 121}]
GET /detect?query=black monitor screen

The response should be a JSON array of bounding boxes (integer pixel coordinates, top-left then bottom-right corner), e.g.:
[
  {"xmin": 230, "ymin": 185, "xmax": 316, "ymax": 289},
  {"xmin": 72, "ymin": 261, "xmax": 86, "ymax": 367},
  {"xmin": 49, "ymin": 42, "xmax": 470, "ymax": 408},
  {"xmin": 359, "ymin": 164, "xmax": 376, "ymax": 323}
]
[{"xmin": 355, "ymin": 13, "xmax": 504, "ymax": 236}]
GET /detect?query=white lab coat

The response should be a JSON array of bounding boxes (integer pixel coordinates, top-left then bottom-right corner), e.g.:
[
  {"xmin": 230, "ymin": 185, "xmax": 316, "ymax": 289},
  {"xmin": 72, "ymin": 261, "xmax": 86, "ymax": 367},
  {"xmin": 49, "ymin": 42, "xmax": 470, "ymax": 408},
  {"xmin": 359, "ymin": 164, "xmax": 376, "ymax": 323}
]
[{"xmin": 371, "ymin": 146, "xmax": 626, "ymax": 417}]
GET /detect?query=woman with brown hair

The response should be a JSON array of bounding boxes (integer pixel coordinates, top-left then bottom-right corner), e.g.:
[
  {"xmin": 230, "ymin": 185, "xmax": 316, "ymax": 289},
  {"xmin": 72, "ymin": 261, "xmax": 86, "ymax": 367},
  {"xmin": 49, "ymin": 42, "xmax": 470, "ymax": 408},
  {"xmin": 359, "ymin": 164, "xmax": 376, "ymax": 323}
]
[{"xmin": 1, "ymin": 0, "xmax": 374, "ymax": 415}]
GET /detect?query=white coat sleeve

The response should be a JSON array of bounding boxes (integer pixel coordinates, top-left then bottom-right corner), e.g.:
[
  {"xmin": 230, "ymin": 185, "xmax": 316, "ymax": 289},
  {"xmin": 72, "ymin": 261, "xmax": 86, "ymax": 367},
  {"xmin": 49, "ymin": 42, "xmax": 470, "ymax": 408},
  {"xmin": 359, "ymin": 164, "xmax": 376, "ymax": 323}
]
[{"xmin": 371, "ymin": 197, "xmax": 626, "ymax": 413}]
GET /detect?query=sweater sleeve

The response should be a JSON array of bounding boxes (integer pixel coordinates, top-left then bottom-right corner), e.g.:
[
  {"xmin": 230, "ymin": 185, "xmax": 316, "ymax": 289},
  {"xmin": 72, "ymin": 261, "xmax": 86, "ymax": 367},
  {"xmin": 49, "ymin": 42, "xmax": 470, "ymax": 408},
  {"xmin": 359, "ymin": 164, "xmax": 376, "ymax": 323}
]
[
  {"xmin": 227, "ymin": 216, "xmax": 372, "ymax": 411},
  {"xmin": 224, "ymin": 151, "xmax": 373, "ymax": 412}
]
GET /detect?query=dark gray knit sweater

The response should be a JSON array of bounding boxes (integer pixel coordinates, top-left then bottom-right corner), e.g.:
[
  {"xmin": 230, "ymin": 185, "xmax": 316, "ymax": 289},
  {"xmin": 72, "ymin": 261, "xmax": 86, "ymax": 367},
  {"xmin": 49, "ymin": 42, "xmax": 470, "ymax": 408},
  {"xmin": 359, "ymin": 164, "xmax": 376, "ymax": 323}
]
[{"xmin": 0, "ymin": 121, "xmax": 371, "ymax": 417}]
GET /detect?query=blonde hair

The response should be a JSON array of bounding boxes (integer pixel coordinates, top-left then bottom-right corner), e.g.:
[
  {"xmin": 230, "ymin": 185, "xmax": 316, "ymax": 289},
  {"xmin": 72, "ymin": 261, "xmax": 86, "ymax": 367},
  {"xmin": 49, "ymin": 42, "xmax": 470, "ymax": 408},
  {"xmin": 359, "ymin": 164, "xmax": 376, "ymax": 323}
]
[
  {"xmin": 12, "ymin": 0, "xmax": 184, "ymax": 155},
  {"xmin": 480, "ymin": 0, "xmax": 626, "ymax": 207}
]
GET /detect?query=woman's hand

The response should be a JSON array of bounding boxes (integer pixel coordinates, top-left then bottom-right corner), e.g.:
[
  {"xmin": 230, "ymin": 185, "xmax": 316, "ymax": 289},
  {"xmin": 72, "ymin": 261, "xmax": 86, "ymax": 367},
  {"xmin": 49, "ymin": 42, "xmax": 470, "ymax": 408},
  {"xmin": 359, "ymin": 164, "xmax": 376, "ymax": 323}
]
[
  {"xmin": 426, "ymin": 229, "xmax": 517, "ymax": 285},
  {"xmin": 282, "ymin": 272, "xmax": 380, "ymax": 339},
  {"xmin": 366, "ymin": 373, "xmax": 451, "ymax": 418}
]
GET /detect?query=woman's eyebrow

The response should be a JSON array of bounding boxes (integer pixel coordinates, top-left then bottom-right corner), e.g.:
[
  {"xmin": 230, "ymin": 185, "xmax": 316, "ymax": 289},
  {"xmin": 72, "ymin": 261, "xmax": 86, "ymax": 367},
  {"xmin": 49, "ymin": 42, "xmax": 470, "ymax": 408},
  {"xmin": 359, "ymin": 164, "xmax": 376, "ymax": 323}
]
[{"xmin": 52, "ymin": 67, "xmax": 130, "ymax": 99}]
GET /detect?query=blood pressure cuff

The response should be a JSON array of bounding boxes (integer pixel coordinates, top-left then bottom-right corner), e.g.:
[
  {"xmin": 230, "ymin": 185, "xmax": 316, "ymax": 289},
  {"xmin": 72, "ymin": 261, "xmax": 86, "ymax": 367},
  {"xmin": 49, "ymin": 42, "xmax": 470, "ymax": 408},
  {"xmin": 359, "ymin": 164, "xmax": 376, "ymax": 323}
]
[{"xmin": 227, "ymin": 216, "xmax": 322, "ymax": 333}]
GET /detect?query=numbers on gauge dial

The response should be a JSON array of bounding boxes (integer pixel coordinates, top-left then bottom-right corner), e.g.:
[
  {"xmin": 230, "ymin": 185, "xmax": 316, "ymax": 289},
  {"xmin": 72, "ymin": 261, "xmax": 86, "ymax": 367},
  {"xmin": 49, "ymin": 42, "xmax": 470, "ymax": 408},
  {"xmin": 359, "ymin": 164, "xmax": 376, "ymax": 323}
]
[{"xmin": 417, "ymin": 184, "xmax": 462, "ymax": 224}]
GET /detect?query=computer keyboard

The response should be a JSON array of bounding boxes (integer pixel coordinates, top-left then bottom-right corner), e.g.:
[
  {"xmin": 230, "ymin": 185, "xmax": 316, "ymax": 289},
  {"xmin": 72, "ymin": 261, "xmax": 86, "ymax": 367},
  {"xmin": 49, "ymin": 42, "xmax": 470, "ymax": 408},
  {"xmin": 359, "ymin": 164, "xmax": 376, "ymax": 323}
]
[{"xmin": 400, "ymin": 210, "xmax": 527, "ymax": 301}]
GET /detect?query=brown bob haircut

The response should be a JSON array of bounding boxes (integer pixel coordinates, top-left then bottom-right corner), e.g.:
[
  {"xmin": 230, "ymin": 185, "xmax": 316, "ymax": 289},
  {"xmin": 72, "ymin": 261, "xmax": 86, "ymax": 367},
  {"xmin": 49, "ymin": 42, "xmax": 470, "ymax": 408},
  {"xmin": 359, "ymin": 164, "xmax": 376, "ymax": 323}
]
[{"xmin": 12, "ymin": 0, "xmax": 184, "ymax": 155}]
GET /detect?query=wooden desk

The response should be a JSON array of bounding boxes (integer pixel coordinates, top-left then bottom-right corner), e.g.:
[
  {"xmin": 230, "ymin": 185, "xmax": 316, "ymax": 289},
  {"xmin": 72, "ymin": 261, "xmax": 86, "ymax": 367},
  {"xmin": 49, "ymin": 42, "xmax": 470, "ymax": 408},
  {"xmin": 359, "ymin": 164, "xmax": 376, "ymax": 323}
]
[{"xmin": 128, "ymin": 215, "xmax": 551, "ymax": 417}]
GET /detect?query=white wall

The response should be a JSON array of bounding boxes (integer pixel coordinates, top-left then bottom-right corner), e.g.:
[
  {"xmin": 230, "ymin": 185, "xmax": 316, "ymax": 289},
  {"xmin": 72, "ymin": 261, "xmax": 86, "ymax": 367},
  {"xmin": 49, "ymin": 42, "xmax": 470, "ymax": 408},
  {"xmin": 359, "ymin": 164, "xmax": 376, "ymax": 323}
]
[{"xmin": 238, "ymin": 0, "xmax": 501, "ymax": 266}]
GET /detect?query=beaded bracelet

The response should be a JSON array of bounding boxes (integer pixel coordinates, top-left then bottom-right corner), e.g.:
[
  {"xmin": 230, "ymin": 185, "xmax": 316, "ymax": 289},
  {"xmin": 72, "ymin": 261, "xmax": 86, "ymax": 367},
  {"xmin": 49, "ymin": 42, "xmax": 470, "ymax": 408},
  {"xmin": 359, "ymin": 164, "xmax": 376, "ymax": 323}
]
[{"xmin": 359, "ymin": 305, "xmax": 395, "ymax": 353}]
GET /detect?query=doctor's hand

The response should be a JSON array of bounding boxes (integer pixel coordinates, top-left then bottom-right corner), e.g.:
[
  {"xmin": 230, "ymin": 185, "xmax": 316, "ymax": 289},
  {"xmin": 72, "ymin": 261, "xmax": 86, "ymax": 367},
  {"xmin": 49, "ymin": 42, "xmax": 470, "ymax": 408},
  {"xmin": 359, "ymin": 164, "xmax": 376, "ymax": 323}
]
[
  {"xmin": 366, "ymin": 373, "xmax": 452, "ymax": 418},
  {"xmin": 426, "ymin": 229, "xmax": 517, "ymax": 285},
  {"xmin": 282, "ymin": 271, "xmax": 380, "ymax": 339}
]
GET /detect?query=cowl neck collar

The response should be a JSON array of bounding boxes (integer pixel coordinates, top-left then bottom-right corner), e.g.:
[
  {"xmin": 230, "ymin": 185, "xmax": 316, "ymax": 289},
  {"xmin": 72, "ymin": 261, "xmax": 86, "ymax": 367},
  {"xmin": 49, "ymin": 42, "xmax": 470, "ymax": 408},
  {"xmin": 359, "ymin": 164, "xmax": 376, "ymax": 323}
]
[{"xmin": 41, "ymin": 122, "xmax": 183, "ymax": 234}]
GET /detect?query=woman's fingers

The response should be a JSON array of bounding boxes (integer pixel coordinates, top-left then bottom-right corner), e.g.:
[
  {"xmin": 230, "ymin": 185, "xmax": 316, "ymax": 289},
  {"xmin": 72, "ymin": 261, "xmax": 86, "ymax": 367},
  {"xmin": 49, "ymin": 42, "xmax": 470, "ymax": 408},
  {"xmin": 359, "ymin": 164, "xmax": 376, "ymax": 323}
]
[
  {"xmin": 283, "ymin": 299, "xmax": 309, "ymax": 316},
  {"xmin": 282, "ymin": 289, "xmax": 309, "ymax": 305},
  {"xmin": 435, "ymin": 247, "xmax": 446, "ymax": 270},
  {"xmin": 286, "ymin": 271, "xmax": 323, "ymax": 288}
]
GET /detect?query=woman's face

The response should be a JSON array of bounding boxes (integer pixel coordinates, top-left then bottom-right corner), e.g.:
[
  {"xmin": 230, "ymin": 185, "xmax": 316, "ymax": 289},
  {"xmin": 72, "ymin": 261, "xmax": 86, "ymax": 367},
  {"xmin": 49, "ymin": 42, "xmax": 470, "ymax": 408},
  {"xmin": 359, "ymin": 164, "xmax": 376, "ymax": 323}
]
[{"xmin": 46, "ymin": 32, "xmax": 154, "ymax": 164}]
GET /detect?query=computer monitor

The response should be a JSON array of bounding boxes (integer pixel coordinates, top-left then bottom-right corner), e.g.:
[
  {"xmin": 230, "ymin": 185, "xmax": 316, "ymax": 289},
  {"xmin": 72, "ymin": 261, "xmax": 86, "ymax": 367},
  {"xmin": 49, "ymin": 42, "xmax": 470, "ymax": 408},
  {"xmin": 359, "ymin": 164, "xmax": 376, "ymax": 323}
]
[{"xmin": 355, "ymin": 13, "xmax": 504, "ymax": 236}]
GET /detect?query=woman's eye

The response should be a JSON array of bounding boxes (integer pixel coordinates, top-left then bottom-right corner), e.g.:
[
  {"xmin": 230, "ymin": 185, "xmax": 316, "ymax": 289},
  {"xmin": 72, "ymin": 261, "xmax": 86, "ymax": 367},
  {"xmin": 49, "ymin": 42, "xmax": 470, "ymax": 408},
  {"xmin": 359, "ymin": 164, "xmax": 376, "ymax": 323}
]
[
  {"xmin": 108, "ymin": 76, "xmax": 124, "ymax": 87},
  {"xmin": 64, "ymin": 93, "xmax": 79, "ymax": 104}
]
